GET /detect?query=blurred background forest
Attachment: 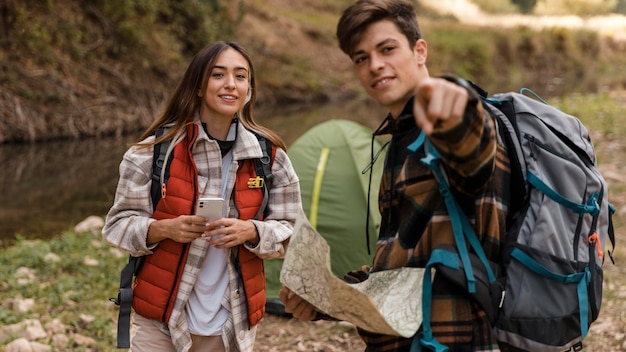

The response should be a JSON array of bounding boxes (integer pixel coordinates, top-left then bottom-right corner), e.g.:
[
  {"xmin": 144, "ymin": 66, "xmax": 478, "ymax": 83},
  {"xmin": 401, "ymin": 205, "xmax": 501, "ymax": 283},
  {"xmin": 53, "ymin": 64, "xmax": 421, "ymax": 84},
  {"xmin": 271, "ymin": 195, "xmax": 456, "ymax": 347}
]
[{"xmin": 1, "ymin": 0, "xmax": 625, "ymax": 143}]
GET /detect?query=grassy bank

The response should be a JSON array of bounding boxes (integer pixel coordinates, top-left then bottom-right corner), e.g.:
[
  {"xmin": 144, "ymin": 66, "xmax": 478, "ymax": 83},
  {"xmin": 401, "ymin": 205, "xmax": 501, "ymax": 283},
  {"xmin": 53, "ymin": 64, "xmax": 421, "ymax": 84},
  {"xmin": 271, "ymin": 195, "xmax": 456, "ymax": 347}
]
[
  {"xmin": 1, "ymin": 92, "xmax": 624, "ymax": 350},
  {"xmin": 0, "ymin": 231, "xmax": 125, "ymax": 350}
]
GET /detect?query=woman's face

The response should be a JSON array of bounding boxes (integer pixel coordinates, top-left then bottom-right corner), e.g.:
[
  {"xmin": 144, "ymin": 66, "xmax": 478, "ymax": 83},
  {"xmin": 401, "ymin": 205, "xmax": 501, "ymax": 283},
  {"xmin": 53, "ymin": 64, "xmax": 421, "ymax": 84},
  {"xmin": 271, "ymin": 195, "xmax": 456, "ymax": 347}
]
[{"xmin": 199, "ymin": 47, "xmax": 251, "ymax": 123}]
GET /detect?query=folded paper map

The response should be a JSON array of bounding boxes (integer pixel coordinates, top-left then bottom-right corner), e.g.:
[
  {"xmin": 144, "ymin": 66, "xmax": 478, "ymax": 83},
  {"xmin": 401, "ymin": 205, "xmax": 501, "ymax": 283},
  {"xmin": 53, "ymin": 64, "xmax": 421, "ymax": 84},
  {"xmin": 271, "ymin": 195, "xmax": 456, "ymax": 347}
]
[{"xmin": 280, "ymin": 215, "xmax": 425, "ymax": 337}]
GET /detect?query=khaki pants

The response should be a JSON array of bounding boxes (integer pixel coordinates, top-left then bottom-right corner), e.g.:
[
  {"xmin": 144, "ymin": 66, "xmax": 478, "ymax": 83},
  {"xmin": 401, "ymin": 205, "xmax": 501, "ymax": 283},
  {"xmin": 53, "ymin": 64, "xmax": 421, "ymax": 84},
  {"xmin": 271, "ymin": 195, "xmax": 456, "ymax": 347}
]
[{"xmin": 131, "ymin": 314, "xmax": 226, "ymax": 352}]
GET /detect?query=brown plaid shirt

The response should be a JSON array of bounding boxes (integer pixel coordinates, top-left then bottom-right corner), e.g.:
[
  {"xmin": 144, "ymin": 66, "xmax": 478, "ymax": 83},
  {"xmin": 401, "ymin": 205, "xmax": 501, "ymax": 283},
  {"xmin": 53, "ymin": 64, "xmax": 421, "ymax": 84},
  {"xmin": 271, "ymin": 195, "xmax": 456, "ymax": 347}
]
[{"xmin": 360, "ymin": 91, "xmax": 511, "ymax": 351}]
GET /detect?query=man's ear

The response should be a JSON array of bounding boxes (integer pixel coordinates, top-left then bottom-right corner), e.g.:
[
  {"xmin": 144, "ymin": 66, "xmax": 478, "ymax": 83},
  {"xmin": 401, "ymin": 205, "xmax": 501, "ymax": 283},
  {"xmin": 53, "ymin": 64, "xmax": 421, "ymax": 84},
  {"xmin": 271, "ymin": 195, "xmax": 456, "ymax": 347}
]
[{"xmin": 415, "ymin": 39, "xmax": 428, "ymax": 65}]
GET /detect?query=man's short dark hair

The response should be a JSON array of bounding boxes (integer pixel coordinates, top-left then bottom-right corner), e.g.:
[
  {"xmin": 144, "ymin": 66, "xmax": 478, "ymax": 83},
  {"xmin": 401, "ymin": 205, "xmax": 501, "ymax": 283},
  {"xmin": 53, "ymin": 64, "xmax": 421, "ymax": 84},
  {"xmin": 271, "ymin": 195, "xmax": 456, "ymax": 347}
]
[{"xmin": 336, "ymin": 0, "xmax": 422, "ymax": 57}]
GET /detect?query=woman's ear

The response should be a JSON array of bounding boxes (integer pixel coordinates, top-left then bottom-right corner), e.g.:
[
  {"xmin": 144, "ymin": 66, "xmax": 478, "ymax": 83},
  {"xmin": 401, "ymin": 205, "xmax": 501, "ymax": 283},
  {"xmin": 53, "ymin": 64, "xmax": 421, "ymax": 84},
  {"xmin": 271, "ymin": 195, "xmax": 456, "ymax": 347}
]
[{"xmin": 244, "ymin": 88, "xmax": 252, "ymax": 104}]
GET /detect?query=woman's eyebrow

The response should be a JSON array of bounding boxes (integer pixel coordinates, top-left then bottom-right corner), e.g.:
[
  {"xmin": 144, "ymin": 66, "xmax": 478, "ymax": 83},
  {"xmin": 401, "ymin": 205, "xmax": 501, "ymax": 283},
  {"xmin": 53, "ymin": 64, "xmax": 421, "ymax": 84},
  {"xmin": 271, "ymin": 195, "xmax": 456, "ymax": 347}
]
[{"xmin": 212, "ymin": 65, "xmax": 249, "ymax": 72}]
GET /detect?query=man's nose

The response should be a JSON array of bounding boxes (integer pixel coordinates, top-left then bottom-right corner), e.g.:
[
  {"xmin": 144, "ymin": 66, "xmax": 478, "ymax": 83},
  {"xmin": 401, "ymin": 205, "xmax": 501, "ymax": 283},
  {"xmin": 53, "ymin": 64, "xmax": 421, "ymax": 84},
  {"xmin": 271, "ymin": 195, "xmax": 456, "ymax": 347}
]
[{"xmin": 369, "ymin": 53, "xmax": 385, "ymax": 72}]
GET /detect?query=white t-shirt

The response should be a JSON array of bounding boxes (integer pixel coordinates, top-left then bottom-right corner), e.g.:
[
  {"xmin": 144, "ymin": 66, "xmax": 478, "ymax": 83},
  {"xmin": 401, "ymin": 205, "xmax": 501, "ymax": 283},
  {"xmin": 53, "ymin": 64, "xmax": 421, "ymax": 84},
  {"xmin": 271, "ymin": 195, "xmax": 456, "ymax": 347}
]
[
  {"xmin": 186, "ymin": 244, "xmax": 229, "ymax": 335},
  {"xmin": 186, "ymin": 121, "xmax": 238, "ymax": 336}
]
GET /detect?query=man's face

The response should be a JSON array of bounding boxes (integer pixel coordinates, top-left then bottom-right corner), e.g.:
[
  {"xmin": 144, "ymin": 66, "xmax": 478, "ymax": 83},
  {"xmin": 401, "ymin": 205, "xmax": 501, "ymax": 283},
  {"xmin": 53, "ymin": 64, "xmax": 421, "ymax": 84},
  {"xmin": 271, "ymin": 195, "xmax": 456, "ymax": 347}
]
[{"xmin": 349, "ymin": 19, "xmax": 428, "ymax": 117}]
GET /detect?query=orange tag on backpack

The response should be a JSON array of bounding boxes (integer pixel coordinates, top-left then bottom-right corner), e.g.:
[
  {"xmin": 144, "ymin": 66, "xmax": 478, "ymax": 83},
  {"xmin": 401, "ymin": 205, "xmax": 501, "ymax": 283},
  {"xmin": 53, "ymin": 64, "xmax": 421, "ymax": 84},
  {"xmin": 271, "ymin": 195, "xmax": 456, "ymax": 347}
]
[{"xmin": 588, "ymin": 232, "xmax": 603, "ymax": 260}]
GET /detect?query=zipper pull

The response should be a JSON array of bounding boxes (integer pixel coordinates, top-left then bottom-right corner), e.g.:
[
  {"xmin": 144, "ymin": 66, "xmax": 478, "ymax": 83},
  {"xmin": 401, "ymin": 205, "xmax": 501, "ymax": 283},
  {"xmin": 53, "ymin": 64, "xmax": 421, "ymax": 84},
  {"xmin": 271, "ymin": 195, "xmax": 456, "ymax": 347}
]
[{"xmin": 527, "ymin": 135, "xmax": 538, "ymax": 160}]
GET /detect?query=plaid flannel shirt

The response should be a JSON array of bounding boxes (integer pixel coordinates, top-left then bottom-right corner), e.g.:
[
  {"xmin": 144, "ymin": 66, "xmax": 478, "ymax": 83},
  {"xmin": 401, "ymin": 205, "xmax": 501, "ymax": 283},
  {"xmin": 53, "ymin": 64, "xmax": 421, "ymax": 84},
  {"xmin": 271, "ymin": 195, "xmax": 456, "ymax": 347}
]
[
  {"xmin": 103, "ymin": 119, "xmax": 301, "ymax": 352},
  {"xmin": 360, "ymin": 90, "xmax": 511, "ymax": 351}
]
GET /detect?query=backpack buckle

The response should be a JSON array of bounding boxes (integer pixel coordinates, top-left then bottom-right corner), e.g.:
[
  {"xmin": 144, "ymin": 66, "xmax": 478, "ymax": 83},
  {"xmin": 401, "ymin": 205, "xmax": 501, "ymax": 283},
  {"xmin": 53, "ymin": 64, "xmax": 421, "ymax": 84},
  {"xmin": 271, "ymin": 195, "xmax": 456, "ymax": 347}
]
[{"xmin": 248, "ymin": 176, "xmax": 265, "ymax": 189}]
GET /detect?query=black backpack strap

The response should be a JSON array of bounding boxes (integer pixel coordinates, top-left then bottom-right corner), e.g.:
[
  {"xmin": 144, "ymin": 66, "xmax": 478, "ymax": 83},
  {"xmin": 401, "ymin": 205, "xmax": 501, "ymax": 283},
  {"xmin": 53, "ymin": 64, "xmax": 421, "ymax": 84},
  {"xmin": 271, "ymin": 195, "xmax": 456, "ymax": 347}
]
[
  {"xmin": 110, "ymin": 256, "xmax": 142, "ymax": 348},
  {"xmin": 111, "ymin": 127, "xmax": 169, "ymax": 348},
  {"xmin": 151, "ymin": 127, "xmax": 171, "ymax": 210},
  {"xmin": 252, "ymin": 135, "xmax": 274, "ymax": 220},
  {"xmin": 607, "ymin": 203, "xmax": 616, "ymax": 264}
]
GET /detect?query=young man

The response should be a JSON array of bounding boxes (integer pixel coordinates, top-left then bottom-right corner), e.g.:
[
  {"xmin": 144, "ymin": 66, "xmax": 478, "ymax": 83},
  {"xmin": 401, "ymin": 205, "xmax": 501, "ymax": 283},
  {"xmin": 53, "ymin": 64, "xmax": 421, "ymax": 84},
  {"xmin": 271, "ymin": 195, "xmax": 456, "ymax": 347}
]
[{"xmin": 280, "ymin": 0, "xmax": 511, "ymax": 351}]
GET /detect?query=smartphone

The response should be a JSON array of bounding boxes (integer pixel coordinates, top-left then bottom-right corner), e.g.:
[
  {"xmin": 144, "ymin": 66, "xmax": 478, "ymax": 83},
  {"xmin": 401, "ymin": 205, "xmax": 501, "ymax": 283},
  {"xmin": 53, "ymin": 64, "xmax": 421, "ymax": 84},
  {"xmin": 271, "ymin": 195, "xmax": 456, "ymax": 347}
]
[{"xmin": 195, "ymin": 197, "xmax": 224, "ymax": 222}]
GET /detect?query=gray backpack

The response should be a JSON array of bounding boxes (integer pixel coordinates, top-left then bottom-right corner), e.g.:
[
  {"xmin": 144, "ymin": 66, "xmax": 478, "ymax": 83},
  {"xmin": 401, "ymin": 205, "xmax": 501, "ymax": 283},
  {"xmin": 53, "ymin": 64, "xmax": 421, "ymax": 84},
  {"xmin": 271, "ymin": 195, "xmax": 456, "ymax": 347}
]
[{"xmin": 410, "ymin": 87, "xmax": 616, "ymax": 352}]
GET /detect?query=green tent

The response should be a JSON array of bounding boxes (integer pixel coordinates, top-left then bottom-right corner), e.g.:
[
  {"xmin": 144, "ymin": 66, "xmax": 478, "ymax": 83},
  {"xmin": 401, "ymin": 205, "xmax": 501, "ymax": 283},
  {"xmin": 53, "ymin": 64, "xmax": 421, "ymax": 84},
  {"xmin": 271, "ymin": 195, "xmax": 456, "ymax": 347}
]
[{"xmin": 265, "ymin": 119, "xmax": 386, "ymax": 314}]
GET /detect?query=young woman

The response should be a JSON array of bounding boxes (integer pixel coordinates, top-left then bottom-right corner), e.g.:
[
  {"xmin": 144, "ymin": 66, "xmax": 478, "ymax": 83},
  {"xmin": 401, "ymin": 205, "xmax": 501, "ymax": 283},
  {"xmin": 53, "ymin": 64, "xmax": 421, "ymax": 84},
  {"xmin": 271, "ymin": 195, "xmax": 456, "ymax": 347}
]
[{"xmin": 103, "ymin": 41, "xmax": 302, "ymax": 352}]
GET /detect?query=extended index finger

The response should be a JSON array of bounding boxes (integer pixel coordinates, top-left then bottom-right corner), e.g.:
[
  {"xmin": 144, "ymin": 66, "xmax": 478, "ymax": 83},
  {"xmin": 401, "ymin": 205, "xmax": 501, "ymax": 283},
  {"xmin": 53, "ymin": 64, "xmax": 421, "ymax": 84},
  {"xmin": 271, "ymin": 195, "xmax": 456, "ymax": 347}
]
[{"xmin": 413, "ymin": 80, "xmax": 434, "ymax": 135}]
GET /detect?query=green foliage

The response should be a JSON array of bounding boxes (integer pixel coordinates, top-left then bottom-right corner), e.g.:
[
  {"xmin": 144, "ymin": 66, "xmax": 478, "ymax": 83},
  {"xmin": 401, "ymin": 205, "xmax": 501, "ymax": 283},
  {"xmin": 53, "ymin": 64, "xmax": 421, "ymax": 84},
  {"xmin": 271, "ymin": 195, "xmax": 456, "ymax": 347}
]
[
  {"xmin": 512, "ymin": 0, "xmax": 537, "ymax": 13},
  {"xmin": 1, "ymin": 0, "xmax": 242, "ymax": 75},
  {"xmin": 89, "ymin": 0, "xmax": 224, "ymax": 58},
  {"xmin": 406, "ymin": 18, "xmax": 626, "ymax": 98},
  {"xmin": 472, "ymin": 0, "xmax": 520, "ymax": 14},
  {"xmin": 473, "ymin": 0, "xmax": 519, "ymax": 14},
  {"xmin": 426, "ymin": 26, "xmax": 495, "ymax": 80},
  {"xmin": 535, "ymin": 0, "xmax": 618, "ymax": 16},
  {"xmin": 0, "ymin": 1, "xmax": 51, "ymax": 55},
  {"xmin": 554, "ymin": 93, "xmax": 626, "ymax": 139}
]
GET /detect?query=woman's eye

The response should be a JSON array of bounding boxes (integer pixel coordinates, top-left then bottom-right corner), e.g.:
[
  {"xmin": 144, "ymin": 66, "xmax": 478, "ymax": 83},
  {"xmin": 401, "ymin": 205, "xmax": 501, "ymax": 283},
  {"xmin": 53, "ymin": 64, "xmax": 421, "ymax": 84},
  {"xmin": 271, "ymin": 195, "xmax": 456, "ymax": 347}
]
[{"xmin": 212, "ymin": 72, "xmax": 224, "ymax": 78}]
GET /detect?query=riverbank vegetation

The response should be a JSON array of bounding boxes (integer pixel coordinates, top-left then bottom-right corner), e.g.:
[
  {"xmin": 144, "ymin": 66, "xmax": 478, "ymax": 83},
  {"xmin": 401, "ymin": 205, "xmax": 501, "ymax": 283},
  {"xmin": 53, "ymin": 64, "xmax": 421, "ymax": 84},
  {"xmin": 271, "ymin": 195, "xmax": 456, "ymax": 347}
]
[{"xmin": 1, "ymin": 0, "xmax": 625, "ymax": 143}]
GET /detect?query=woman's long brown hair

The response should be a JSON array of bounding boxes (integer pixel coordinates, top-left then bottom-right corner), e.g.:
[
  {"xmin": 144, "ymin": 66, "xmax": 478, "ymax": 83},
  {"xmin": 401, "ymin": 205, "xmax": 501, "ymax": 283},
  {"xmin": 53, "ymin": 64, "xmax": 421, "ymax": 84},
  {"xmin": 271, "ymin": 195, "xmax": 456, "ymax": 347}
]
[{"xmin": 135, "ymin": 41, "xmax": 287, "ymax": 151}]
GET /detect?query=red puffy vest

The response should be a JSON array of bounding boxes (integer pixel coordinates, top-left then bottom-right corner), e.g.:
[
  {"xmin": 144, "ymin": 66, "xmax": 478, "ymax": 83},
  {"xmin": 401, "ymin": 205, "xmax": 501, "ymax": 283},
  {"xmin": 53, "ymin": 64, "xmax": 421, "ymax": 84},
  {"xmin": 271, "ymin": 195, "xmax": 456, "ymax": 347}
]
[{"xmin": 132, "ymin": 123, "xmax": 274, "ymax": 328}]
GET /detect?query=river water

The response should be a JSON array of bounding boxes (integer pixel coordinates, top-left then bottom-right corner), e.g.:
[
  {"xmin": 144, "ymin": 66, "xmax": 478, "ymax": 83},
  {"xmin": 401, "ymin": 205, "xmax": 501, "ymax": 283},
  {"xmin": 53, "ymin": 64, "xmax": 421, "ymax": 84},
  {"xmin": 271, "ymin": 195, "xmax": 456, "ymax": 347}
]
[{"xmin": 0, "ymin": 98, "xmax": 386, "ymax": 242}]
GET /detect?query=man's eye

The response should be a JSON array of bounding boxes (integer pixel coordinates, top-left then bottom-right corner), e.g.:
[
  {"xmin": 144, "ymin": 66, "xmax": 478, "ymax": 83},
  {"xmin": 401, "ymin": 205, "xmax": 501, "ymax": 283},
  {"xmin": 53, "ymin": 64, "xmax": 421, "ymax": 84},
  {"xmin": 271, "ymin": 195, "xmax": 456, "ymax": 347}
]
[{"xmin": 354, "ymin": 56, "xmax": 366, "ymax": 64}]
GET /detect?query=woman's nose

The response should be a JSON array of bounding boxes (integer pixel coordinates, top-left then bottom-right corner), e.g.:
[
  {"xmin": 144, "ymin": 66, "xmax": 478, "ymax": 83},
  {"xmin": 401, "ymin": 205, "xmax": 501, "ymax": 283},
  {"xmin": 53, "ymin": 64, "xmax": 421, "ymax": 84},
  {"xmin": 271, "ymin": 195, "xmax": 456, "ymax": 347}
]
[{"xmin": 224, "ymin": 75, "xmax": 236, "ymax": 89}]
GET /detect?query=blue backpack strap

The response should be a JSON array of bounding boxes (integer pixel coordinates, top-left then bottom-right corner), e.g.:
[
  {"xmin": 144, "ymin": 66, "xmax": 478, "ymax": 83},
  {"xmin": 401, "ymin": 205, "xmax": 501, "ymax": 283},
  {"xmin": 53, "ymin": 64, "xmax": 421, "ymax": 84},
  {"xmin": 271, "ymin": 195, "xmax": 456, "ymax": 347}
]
[
  {"xmin": 408, "ymin": 134, "xmax": 474, "ymax": 292},
  {"xmin": 407, "ymin": 131, "xmax": 497, "ymax": 351},
  {"xmin": 528, "ymin": 172, "xmax": 600, "ymax": 216},
  {"xmin": 410, "ymin": 249, "xmax": 460, "ymax": 352},
  {"xmin": 408, "ymin": 132, "xmax": 496, "ymax": 288}
]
